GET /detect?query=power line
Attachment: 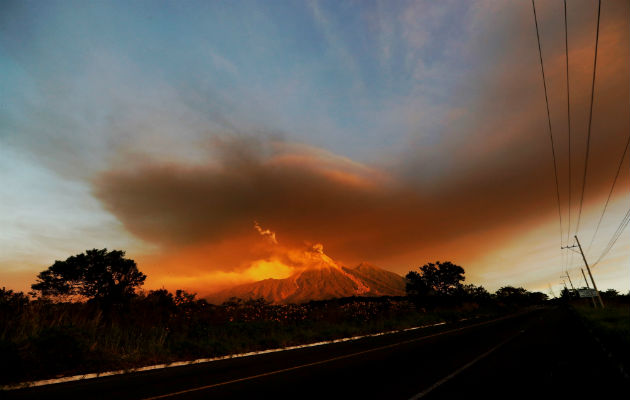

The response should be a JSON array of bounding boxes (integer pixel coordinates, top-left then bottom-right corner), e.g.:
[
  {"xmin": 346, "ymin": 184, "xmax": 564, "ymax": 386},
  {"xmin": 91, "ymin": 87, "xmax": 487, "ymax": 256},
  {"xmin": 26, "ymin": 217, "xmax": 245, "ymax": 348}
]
[
  {"xmin": 532, "ymin": 0, "xmax": 564, "ymax": 247},
  {"xmin": 592, "ymin": 207, "xmax": 630, "ymax": 267},
  {"xmin": 563, "ymin": 0, "xmax": 572, "ymax": 244},
  {"xmin": 575, "ymin": 0, "xmax": 602, "ymax": 235},
  {"xmin": 586, "ymin": 135, "xmax": 630, "ymax": 253}
]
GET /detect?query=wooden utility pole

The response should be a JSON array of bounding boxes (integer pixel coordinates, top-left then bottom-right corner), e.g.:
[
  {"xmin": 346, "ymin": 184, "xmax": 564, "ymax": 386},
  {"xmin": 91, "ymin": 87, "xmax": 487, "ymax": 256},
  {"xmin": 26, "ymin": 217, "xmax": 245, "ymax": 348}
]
[
  {"xmin": 581, "ymin": 268, "xmax": 597, "ymax": 307},
  {"xmin": 580, "ymin": 268, "xmax": 590, "ymax": 289},
  {"xmin": 562, "ymin": 280, "xmax": 568, "ymax": 294},
  {"xmin": 574, "ymin": 235, "xmax": 604, "ymax": 308},
  {"xmin": 563, "ymin": 272, "xmax": 576, "ymax": 292}
]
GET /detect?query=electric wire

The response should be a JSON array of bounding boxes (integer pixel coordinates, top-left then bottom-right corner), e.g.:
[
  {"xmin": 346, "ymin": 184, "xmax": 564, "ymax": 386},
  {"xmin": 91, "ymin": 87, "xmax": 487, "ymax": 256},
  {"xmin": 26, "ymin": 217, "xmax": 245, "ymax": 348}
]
[
  {"xmin": 575, "ymin": 0, "xmax": 601, "ymax": 235},
  {"xmin": 592, "ymin": 207, "xmax": 630, "ymax": 267},
  {"xmin": 586, "ymin": 135, "xmax": 630, "ymax": 253},
  {"xmin": 561, "ymin": 0, "xmax": 571, "ymax": 278},
  {"xmin": 563, "ymin": 0, "xmax": 572, "ymax": 244},
  {"xmin": 532, "ymin": 0, "xmax": 564, "ymax": 248}
]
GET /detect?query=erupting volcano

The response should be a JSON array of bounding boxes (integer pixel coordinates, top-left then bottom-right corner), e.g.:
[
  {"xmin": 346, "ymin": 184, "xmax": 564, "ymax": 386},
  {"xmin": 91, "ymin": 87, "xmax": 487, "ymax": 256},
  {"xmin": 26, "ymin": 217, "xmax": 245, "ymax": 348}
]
[{"xmin": 206, "ymin": 224, "xmax": 406, "ymax": 304}]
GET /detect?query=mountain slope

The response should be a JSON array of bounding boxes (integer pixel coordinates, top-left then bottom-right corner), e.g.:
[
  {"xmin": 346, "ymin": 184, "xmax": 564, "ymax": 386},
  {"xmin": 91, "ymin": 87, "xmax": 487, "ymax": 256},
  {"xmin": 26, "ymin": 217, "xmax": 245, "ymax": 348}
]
[
  {"xmin": 343, "ymin": 262, "xmax": 406, "ymax": 296},
  {"xmin": 207, "ymin": 263, "xmax": 406, "ymax": 304}
]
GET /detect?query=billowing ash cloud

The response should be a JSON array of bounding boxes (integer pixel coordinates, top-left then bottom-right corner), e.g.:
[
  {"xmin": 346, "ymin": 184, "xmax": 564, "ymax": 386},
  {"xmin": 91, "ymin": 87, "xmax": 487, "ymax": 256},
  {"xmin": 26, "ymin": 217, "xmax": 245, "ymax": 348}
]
[
  {"xmin": 91, "ymin": 1, "xmax": 628, "ymax": 292},
  {"xmin": 254, "ymin": 222, "xmax": 278, "ymax": 244},
  {"xmin": 93, "ymin": 126, "xmax": 624, "ymax": 275}
]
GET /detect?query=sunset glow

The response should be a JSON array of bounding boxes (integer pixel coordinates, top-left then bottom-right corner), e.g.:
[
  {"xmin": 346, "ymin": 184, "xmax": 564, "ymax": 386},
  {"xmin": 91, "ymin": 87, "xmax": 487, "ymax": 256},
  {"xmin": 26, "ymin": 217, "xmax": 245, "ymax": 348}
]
[{"xmin": 1, "ymin": 0, "xmax": 628, "ymax": 298}]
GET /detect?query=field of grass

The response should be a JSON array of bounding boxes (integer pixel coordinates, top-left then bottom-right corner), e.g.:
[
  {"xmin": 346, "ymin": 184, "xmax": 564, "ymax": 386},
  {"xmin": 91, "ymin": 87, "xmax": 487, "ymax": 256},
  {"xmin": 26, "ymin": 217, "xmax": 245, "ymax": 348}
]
[
  {"xmin": 573, "ymin": 300, "xmax": 630, "ymax": 369},
  {"xmin": 0, "ymin": 292, "xmax": 511, "ymax": 386}
]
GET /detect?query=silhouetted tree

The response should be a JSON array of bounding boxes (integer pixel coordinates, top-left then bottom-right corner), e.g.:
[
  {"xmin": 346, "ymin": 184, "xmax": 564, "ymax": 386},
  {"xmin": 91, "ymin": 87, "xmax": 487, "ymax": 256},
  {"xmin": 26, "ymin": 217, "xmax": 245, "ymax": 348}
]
[
  {"xmin": 406, "ymin": 261, "xmax": 465, "ymax": 295},
  {"xmin": 146, "ymin": 289, "xmax": 175, "ymax": 308},
  {"xmin": 495, "ymin": 286, "xmax": 527, "ymax": 297},
  {"xmin": 527, "ymin": 291, "xmax": 548, "ymax": 303},
  {"xmin": 406, "ymin": 261, "xmax": 466, "ymax": 308},
  {"xmin": 142, "ymin": 289, "xmax": 176, "ymax": 323},
  {"xmin": 495, "ymin": 286, "xmax": 548, "ymax": 305},
  {"xmin": 460, "ymin": 284, "xmax": 491, "ymax": 302},
  {"xmin": 0, "ymin": 288, "xmax": 30, "ymax": 329},
  {"xmin": 174, "ymin": 289, "xmax": 198, "ymax": 306},
  {"xmin": 0, "ymin": 287, "xmax": 30, "ymax": 309},
  {"xmin": 495, "ymin": 286, "xmax": 529, "ymax": 303},
  {"xmin": 405, "ymin": 271, "xmax": 432, "ymax": 298},
  {"xmin": 601, "ymin": 289, "xmax": 619, "ymax": 299},
  {"xmin": 31, "ymin": 249, "xmax": 146, "ymax": 306},
  {"xmin": 559, "ymin": 287, "xmax": 571, "ymax": 300}
]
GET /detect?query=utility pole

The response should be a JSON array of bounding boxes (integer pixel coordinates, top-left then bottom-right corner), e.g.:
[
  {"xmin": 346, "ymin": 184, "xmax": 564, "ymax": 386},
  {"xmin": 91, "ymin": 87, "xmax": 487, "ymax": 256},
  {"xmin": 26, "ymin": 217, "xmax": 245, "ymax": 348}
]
[
  {"xmin": 581, "ymin": 268, "xmax": 597, "ymax": 307},
  {"xmin": 562, "ymin": 280, "xmax": 568, "ymax": 294},
  {"xmin": 574, "ymin": 235, "xmax": 604, "ymax": 308},
  {"xmin": 562, "ymin": 271, "xmax": 576, "ymax": 292},
  {"xmin": 580, "ymin": 268, "xmax": 591, "ymax": 289}
]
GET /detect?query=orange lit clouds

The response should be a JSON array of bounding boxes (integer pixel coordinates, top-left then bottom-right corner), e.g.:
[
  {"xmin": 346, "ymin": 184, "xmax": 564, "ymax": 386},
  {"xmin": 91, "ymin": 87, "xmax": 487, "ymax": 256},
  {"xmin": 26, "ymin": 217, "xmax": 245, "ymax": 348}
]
[{"xmin": 91, "ymin": 2, "xmax": 628, "ymax": 295}]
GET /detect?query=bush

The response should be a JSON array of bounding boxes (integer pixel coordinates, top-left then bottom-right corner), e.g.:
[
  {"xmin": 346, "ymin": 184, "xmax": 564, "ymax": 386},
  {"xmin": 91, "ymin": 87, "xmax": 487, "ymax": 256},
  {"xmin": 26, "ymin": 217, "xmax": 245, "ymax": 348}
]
[
  {"xmin": 29, "ymin": 326, "xmax": 88, "ymax": 373},
  {"xmin": 0, "ymin": 290, "xmax": 508, "ymax": 385}
]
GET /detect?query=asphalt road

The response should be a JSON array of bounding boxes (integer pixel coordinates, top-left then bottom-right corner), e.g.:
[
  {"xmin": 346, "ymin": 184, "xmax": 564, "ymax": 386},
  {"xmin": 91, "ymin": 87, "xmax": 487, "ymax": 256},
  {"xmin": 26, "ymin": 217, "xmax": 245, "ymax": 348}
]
[{"xmin": 5, "ymin": 306, "xmax": 628, "ymax": 399}]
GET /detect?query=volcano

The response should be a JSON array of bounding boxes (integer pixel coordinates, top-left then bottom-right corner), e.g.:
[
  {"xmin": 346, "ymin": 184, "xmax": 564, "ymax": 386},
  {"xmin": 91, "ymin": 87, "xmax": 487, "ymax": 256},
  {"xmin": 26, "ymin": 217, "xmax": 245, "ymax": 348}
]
[{"xmin": 206, "ymin": 258, "xmax": 406, "ymax": 305}]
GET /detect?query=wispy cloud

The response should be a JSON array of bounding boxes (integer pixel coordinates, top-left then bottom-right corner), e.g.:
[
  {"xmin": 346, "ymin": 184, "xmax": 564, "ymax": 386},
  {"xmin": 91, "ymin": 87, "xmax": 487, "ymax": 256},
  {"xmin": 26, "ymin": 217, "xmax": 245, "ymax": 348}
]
[
  {"xmin": 307, "ymin": 0, "xmax": 365, "ymax": 91},
  {"xmin": 0, "ymin": 0, "xmax": 627, "ymax": 295}
]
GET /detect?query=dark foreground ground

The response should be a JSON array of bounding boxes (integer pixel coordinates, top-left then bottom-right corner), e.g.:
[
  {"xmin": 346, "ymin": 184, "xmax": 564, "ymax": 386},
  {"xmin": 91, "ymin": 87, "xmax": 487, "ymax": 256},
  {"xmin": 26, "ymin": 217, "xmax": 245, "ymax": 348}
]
[{"xmin": 4, "ymin": 306, "xmax": 628, "ymax": 399}]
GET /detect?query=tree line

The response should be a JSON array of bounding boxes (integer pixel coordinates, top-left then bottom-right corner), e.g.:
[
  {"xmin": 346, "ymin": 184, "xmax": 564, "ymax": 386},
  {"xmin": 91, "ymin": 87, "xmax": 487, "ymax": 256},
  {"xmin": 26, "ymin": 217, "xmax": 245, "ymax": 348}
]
[
  {"xmin": 2, "ymin": 248, "xmax": 625, "ymax": 384},
  {"xmin": 405, "ymin": 260, "xmax": 549, "ymax": 309},
  {"xmin": 20, "ymin": 248, "xmax": 556, "ymax": 308}
]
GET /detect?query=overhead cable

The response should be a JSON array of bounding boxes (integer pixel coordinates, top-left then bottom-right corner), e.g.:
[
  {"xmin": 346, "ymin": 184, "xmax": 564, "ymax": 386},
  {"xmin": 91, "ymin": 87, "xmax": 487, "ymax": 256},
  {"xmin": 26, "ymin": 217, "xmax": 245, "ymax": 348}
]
[
  {"xmin": 575, "ymin": 0, "xmax": 602, "ymax": 234},
  {"xmin": 532, "ymin": 0, "xmax": 564, "ymax": 247}
]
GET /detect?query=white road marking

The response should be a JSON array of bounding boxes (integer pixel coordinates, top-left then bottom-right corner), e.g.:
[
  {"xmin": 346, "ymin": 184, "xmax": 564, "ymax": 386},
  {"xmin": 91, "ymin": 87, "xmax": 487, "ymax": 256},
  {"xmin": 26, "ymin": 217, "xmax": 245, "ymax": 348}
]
[
  {"xmin": 408, "ymin": 330, "xmax": 524, "ymax": 399},
  {"xmin": 142, "ymin": 313, "xmax": 525, "ymax": 400},
  {"xmin": 0, "ymin": 321, "xmax": 449, "ymax": 391}
]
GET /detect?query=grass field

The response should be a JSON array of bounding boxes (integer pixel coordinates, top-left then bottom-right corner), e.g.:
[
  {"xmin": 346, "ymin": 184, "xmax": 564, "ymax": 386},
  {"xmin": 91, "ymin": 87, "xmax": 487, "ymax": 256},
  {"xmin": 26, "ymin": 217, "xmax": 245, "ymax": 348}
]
[
  {"xmin": 573, "ymin": 300, "xmax": 630, "ymax": 370},
  {"xmin": 0, "ymin": 282, "xmax": 551, "ymax": 387},
  {"xmin": 1, "ymin": 295, "xmax": 504, "ymax": 385}
]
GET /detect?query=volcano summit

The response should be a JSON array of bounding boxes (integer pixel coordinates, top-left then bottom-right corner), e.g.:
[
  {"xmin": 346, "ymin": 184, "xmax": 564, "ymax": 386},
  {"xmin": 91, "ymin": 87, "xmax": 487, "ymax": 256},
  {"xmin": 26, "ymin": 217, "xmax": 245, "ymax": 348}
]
[{"xmin": 206, "ymin": 243, "xmax": 406, "ymax": 304}]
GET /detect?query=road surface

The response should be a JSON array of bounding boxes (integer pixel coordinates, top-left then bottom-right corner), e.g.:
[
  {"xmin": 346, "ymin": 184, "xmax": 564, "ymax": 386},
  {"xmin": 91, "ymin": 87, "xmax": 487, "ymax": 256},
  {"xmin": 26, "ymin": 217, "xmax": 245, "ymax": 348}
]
[{"xmin": 5, "ymin": 306, "xmax": 628, "ymax": 399}]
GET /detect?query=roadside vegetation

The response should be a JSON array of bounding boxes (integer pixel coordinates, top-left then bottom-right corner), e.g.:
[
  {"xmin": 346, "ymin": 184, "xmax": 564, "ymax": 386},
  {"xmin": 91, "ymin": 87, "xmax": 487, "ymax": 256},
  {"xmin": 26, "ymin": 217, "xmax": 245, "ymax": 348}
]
[
  {"xmin": 1, "ymin": 249, "xmax": 549, "ymax": 385},
  {"xmin": 570, "ymin": 291, "xmax": 630, "ymax": 370}
]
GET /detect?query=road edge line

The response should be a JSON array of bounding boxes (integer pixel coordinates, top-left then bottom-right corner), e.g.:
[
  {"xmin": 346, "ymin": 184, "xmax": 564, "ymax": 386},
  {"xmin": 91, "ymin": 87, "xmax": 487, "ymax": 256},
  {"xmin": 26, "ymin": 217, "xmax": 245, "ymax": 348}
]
[
  {"xmin": 142, "ymin": 311, "xmax": 532, "ymax": 399},
  {"xmin": 3, "ymin": 309, "xmax": 535, "ymax": 392},
  {"xmin": 1, "ymin": 319, "xmax": 455, "ymax": 391}
]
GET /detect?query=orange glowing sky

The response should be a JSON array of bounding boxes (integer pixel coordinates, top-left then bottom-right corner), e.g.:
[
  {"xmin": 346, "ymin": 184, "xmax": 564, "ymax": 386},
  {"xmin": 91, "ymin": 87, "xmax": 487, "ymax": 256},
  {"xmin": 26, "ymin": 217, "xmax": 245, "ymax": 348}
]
[{"xmin": 1, "ymin": 0, "xmax": 628, "ymax": 297}]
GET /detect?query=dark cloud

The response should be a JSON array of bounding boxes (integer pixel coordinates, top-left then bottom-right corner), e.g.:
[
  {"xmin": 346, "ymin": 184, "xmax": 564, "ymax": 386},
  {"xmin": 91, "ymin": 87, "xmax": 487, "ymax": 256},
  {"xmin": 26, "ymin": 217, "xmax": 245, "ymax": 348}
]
[{"xmin": 92, "ymin": 0, "xmax": 628, "ymax": 282}]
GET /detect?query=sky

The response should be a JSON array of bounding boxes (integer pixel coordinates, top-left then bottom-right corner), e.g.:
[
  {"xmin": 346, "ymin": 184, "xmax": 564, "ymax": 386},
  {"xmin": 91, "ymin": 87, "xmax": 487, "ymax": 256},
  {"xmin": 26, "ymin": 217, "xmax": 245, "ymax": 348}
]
[{"xmin": 1, "ymin": 0, "xmax": 628, "ymax": 297}]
